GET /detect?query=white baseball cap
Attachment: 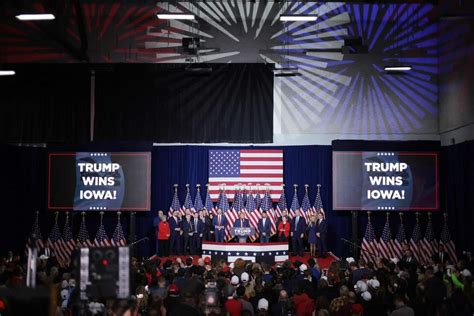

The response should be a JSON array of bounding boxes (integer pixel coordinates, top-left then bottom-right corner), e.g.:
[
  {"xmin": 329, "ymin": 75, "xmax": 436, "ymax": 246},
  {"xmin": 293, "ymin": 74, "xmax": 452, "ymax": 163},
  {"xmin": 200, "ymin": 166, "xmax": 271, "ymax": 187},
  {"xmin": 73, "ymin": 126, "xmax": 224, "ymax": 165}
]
[
  {"xmin": 361, "ymin": 291, "xmax": 372, "ymax": 301},
  {"xmin": 231, "ymin": 275, "xmax": 240, "ymax": 285},
  {"xmin": 355, "ymin": 280, "xmax": 368, "ymax": 293},
  {"xmin": 367, "ymin": 279, "xmax": 380, "ymax": 289},
  {"xmin": 258, "ymin": 298, "xmax": 269, "ymax": 310},
  {"xmin": 241, "ymin": 272, "xmax": 250, "ymax": 283},
  {"xmin": 299, "ymin": 264, "xmax": 308, "ymax": 272}
]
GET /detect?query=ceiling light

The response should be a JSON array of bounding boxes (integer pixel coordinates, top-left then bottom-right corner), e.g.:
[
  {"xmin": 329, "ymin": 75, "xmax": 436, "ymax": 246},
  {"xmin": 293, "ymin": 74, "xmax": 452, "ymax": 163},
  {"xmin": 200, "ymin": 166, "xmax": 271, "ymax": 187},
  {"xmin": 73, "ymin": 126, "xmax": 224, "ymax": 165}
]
[
  {"xmin": 280, "ymin": 15, "xmax": 318, "ymax": 22},
  {"xmin": 157, "ymin": 13, "xmax": 195, "ymax": 20},
  {"xmin": 15, "ymin": 14, "xmax": 55, "ymax": 21},
  {"xmin": 273, "ymin": 67, "xmax": 301, "ymax": 77},
  {"xmin": 384, "ymin": 66, "xmax": 412, "ymax": 72},
  {"xmin": 0, "ymin": 70, "xmax": 15, "ymax": 76}
]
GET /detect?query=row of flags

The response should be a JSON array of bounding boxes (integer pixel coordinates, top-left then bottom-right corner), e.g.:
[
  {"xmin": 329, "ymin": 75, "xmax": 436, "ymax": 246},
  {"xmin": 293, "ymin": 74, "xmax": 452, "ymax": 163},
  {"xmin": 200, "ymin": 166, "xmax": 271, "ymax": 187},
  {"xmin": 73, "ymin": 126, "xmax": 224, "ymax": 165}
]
[
  {"xmin": 169, "ymin": 183, "xmax": 326, "ymax": 241},
  {"xmin": 28, "ymin": 211, "xmax": 126, "ymax": 268},
  {"xmin": 362, "ymin": 212, "xmax": 457, "ymax": 265}
]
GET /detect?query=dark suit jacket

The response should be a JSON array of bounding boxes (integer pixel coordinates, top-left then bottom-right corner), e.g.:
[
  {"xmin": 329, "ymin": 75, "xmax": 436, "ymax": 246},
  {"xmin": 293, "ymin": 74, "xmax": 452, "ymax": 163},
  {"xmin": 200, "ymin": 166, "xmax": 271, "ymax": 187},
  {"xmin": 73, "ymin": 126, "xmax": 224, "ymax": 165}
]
[
  {"xmin": 182, "ymin": 219, "xmax": 195, "ymax": 235},
  {"xmin": 193, "ymin": 218, "xmax": 205, "ymax": 235},
  {"xmin": 258, "ymin": 218, "xmax": 272, "ymax": 235},
  {"xmin": 432, "ymin": 251, "xmax": 449, "ymax": 264},
  {"xmin": 169, "ymin": 217, "xmax": 181, "ymax": 234},
  {"xmin": 233, "ymin": 218, "xmax": 250, "ymax": 228},
  {"xmin": 212, "ymin": 215, "xmax": 227, "ymax": 228},
  {"xmin": 315, "ymin": 219, "xmax": 327, "ymax": 236},
  {"xmin": 350, "ymin": 267, "xmax": 374, "ymax": 286},
  {"xmin": 291, "ymin": 216, "xmax": 306, "ymax": 235}
]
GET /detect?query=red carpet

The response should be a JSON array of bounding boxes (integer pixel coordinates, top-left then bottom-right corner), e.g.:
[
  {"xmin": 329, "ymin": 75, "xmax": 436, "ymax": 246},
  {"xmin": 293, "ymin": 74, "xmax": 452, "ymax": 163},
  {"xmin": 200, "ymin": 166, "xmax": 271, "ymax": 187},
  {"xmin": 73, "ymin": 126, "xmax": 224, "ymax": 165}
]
[{"xmin": 149, "ymin": 252, "xmax": 338, "ymax": 270}]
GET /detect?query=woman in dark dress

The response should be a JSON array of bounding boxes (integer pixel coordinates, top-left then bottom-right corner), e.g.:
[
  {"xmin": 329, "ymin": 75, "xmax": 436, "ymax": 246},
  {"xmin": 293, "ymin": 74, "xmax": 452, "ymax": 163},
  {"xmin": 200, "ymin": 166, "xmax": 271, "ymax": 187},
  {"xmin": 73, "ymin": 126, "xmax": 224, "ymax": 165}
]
[{"xmin": 307, "ymin": 215, "xmax": 317, "ymax": 257}]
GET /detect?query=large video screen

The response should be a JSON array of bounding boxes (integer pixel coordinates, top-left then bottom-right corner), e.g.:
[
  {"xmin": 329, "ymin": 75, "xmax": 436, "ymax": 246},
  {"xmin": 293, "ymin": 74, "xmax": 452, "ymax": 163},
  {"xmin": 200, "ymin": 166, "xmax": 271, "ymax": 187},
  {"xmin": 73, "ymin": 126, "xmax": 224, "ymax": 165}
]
[
  {"xmin": 48, "ymin": 152, "xmax": 151, "ymax": 211},
  {"xmin": 333, "ymin": 151, "xmax": 438, "ymax": 211}
]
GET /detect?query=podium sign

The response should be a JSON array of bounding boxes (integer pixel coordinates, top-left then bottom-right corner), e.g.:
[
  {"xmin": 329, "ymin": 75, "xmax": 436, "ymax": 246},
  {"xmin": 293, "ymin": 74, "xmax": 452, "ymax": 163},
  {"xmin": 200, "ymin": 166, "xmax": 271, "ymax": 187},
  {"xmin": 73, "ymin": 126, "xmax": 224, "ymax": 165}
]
[{"xmin": 231, "ymin": 227, "xmax": 255, "ymax": 243}]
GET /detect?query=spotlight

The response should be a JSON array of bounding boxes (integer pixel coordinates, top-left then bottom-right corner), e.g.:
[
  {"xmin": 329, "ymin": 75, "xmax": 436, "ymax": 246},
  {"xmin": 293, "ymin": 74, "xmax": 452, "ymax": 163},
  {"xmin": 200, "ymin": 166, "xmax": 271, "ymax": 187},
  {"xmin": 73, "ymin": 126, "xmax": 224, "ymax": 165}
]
[
  {"xmin": 280, "ymin": 15, "xmax": 318, "ymax": 22},
  {"xmin": 15, "ymin": 14, "xmax": 55, "ymax": 21},
  {"xmin": 0, "ymin": 70, "xmax": 15, "ymax": 76},
  {"xmin": 384, "ymin": 66, "xmax": 412, "ymax": 72},
  {"xmin": 273, "ymin": 67, "xmax": 301, "ymax": 77}
]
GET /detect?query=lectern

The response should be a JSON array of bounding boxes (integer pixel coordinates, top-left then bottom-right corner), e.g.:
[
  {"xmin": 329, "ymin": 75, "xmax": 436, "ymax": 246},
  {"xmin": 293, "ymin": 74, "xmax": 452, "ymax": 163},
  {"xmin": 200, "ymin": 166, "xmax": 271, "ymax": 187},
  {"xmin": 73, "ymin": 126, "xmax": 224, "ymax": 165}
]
[{"xmin": 231, "ymin": 227, "xmax": 255, "ymax": 243}]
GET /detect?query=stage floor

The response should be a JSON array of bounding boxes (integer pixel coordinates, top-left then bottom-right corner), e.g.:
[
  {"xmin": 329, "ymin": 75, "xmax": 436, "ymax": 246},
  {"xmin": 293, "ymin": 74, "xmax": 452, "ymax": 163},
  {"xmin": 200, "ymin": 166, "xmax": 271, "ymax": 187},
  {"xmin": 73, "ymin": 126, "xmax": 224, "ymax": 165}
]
[{"xmin": 149, "ymin": 251, "xmax": 338, "ymax": 270}]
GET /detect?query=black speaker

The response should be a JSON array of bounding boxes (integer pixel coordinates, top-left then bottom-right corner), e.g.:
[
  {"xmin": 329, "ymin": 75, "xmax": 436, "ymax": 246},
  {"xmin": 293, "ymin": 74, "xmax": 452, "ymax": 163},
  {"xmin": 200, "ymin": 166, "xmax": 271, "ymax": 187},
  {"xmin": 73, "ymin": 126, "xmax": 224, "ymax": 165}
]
[{"xmin": 78, "ymin": 247, "xmax": 130, "ymax": 300}]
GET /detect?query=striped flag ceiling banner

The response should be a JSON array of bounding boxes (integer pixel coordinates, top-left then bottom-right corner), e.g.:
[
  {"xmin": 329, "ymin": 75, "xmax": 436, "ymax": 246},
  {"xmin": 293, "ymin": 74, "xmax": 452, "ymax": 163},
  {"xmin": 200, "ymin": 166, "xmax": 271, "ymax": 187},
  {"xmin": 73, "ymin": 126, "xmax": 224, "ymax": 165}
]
[{"xmin": 209, "ymin": 149, "xmax": 284, "ymax": 201}]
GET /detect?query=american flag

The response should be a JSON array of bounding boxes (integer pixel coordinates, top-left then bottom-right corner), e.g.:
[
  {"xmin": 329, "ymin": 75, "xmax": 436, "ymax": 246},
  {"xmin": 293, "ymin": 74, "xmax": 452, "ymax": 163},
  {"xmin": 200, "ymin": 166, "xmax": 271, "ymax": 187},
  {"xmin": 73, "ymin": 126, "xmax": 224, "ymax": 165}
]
[
  {"xmin": 255, "ymin": 189, "xmax": 262, "ymax": 210},
  {"xmin": 216, "ymin": 190, "xmax": 233, "ymax": 241},
  {"xmin": 169, "ymin": 186, "xmax": 182, "ymax": 217},
  {"xmin": 246, "ymin": 189, "xmax": 260, "ymax": 241},
  {"xmin": 182, "ymin": 185, "xmax": 195, "ymax": 214},
  {"xmin": 208, "ymin": 149, "xmax": 283, "ymax": 201},
  {"xmin": 361, "ymin": 216, "xmax": 379, "ymax": 264},
  {"xmin": 194, "ymin": 185, "xmax": 204, "ymax": 212},
  {"xmin": 409, "ymin": 218, "xmax": 423, "ymax": 263},
  {"xmin": 94, "ymin": 221, "xmax": 111, "ymax": 247},
  {"xmin": 421, "ymin": 216, "xmax": 438, "ymax": 264},
  {"xmin": 112, "ymin": 217, "xmax": 127, "ymax": 246},
  {"xmin": 440, "ymin": 215, "xmax": 458, "ymax": 263},
  {"xmin": 289, "ymin": 186, "xmax": 300, "ymax": 218},
  {"xmin": 313, "ymin": 185, "xmax": 325, "ymax": 219},
  {"xmin": 275, "ymin": 188, "xmax": 288, "ymax": 219},
  {"xmin": 28, "ymin": 212, "xmax": 44, "ymax": 249},
  {"xmin": 77, "ymin": 215, "xmax": 93, "ymax": 248},
  {"xmin": 48, "ymin": 219, "xmax": 68, "ymax": 268},
  {"xmin": 301, "ymin": 186, "xmax": 313, "ymax": 223},
  {"xmin": 204, "ymin": 185, "xmax": 215, "ymax": 216},
  {"xmin": 62, "ymin": 215, "xmax": 75, "ymax": 266},
  {"xmin": 378, "ymin": 215, "xmax": 396, "ymax": 260},
  {"xmin": 393, "ymin": 215, "xmax": 407, "ymax": 259},
  {"xmin": 261, "ymin": 189, "xmax": 277, "ymax": 236}
]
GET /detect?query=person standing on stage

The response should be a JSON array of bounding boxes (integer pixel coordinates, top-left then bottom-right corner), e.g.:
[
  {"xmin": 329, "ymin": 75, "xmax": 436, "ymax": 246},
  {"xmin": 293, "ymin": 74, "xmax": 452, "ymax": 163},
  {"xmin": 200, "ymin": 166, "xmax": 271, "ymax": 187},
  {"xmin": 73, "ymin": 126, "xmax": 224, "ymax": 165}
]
[
  {"xmin": 212, "ymin": 208, "xmax": 227, "ymax": 242},
  {"xmin": 291, "ymin": 209, "xmax": 306, "ymax": 256},
  {"xmin": 278, "ymin": 216, "xmax": 290, "ymax": 242},
  {"xmin": 153, "ymin": 210, "xmax": 164, "ymax": 255},
  {"xmin": 201, "ymin": 209, "xmax": 212, "ymax": 241},
  {"xmin": 234, "ymin": 211, "xmax": 251, "ymax": 242},
  {"xmin": 182, "ymin": 214, "xmax": 195, "ymax": 255},
  {"xmin": 307, "ymin": 215, "xmax": 318, "ymax": 257},
  {"xmin": 193, "ymin": 212, "xmax": 204, "ymax": 254},
  {"xmin": 258, "ymin": 211, "xmax": 271, "ymax": 243},
  {"xmin": 277, "ymin": 210, "xmax": 289, "ymax": 226},
  {"xmin": 169, "ymin": 211, "xmax": 182, "ymax": 255},
  {"xmin": 315, "ymin": 212, "xmax": 327, "ymax": 258},
  {"xmin": 158, "ymin": 216, "xmax": 170, "ymax": 257}
]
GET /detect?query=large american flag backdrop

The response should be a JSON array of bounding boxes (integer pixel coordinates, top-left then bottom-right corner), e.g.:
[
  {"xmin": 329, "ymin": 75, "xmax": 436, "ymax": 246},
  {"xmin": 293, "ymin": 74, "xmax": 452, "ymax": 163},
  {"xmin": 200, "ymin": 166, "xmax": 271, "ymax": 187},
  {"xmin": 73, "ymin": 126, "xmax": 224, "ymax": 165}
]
[{"xmin": 209, "ymin": 149, "xmax": 284, "ymax": 201}]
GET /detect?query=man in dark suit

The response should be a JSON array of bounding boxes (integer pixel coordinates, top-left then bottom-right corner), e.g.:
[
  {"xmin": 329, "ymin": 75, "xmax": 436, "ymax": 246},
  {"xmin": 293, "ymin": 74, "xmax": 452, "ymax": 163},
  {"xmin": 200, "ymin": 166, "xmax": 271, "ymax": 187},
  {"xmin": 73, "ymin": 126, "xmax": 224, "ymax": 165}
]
[
  {"xmin": 432, "ymin": 244, "xmax": 449, "ymax": 265},
  {"xmin": 192, "ymin": 212, "xmax": 205, "ymax": 254},
  {"xmin": 291, "ymin": 209, "xmax": 306, "ymax": 256},
  {"xmin": 212, "ymin": 208, "xmax": 227, "ymax": 242},
  {"xmin": 401, "ymin": 249, "xmax": 418, "ymax": 266},
  {"xmin": 315, "ymin": 212, "xmax": 327, "ymax": 258},
  {"xmin": 233, "ymin": 211, "xmax": 251, "ymax": 242},
  {"xmin": 258, "ymin": 211, "xmax": 272, "ymax": 243},
  {"xmin": 350, "ymin": 258, "xmax": 374, "ymax": 286},
  {"xmin": 169, "ymin": 211, "xmax": 182, "ymax": 255},
  {"xmin": 182, "ymin": 214, "xmax": 195, "ymax": 255}
]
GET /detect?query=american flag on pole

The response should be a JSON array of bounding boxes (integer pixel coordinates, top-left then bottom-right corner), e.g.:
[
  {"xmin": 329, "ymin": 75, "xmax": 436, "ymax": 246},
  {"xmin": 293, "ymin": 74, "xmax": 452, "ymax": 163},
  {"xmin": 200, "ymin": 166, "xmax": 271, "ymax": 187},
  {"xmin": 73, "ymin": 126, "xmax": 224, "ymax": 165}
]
[
  {"xmin": 301, "ymin": 185, "xmax": 312, "ymax": 223},
  {"xmin": 77, "ymin": 213, "xmax": 93, "ymax": 248},
  {"xmin": 261, "ymin": 189, "xmax": 277, "ymax": 236},
  {"xmin": 440, "ymin": 213, "xmax": 458, "ymax": 263},
  {"xmin": 112, "ymin": 213, "xmax": 127, "ymax": 246},
  {"xmin": 246, "ymin": 189, "xmax": 260, "ymax": 241},
  {"xmin": 409, "ymin": 214, "xmax": 423, "ymax": 263},
  {"xmin": 28, "ymin": 211, "xmax": 44, "ymax": 249},
  {"xmin": 313, "ymin": 184, "xmax": 325, "ymax": 219},
  {"xmin": 421, "ymin": 215, "xmax": 438, "ymax": 264},
  {"xmin": 204, "ymin": 184, "xmax": 216, "ymax": 216},
  {"xmin": 208, "ymin": 149, "xmax": 283, "ymax": 201},
  {"xmin": 361, "ymin": 213, "xmax": 379, "ymax": 264},
  {"xmin": 276, "ymin": 187, "xmax": 288, "ymax": 219},
  {"xmin": 48, "ymin": 213, "xmax": 68, "ymax": 268},
  {"xmin": 94, "ymin": 213, "xmax": 111, "ymax": 247},
  {"xmin": 182, "ymin": 184, "xmax": 195, "ymax": 214},
  {"xmin": 289, "ymin": 185, "xmax": 300, "ymax": 218},
  {"xmin": 194, "ymin": 185, "xmax": 204, "ymax": 212},
  {"xmin": 255, "ymin": 189, "xmax": 262, "ymax": 210},
  {"xmin": 393, "ymin": 214, "xmax": 407, "ymax": 259},
  {"xmin": 233, "ymin": 188, "xmax": 245, "ymax": 223},
  {"xmin": 62, "ymin": 213, "xmax": 75, "ymax": 266},
  {"xmin": 378, "ymin": 213, "xmax": 396, "ymax": 260},
  {"xmin": 216, "ymin": 189, "xmax": 233, "ymax": 241},
  {"xmin": 169, "ymin": 185, "xmax": 182, "ymax": 217}
]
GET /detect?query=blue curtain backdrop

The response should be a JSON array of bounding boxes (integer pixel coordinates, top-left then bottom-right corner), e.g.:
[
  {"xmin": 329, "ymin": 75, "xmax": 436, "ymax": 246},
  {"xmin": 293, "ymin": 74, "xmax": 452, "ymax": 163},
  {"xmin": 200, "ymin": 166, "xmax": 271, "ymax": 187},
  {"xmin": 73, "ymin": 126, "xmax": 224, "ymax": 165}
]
[{"xmin": 1, "ymin": 142, "xmax": 474, "ymax": 259}]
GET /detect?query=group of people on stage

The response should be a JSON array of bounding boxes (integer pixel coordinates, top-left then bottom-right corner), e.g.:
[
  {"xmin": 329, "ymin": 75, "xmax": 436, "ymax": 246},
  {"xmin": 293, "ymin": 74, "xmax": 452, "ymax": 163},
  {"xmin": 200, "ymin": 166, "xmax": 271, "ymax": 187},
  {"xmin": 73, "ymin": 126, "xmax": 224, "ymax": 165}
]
[{"xmin": 153, "ymin": 208, "xmax": 328, "ymax": 258}]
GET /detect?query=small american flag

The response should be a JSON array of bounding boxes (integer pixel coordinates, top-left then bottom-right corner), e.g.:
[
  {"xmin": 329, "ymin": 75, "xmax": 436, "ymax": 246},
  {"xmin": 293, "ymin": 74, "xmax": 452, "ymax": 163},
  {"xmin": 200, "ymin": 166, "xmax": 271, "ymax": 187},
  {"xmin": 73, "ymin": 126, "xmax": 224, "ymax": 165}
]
[
  {"xmin": 393, "ymin": 215, "xmax": 407, "ymax": 259},
  {"xmin": 182, "ymin": 185, "xmax": 195, "ymax": 213},
  {"xmin": 28, "ymin": 212, "xmax": 44, "ymax": 249},
  {"xmin": 62, "ymin": 214, "xmax": 75, "ymax": 265},
  {"xmin": 378, "ymin": 215, "xmax": 395, "ymax": 260},
  {"xmin": 94, "ymin": 222, "xmax": 110, "ymax": 247},
  {"xmin": 48, "ymin": 218, "xmax": 68, "ymax": 268},
  {"xmin": 208, "ymin": 150, "xmax": 283, "ymax": 201},
  {"xmin": 77, "ymin": 215, "xmax": 93, "ymax": 248},
  {"xmin": 204, "ymin": 185, "xmax": 215, "ymax": 215},
  {"xmin": 246, "ymin": 190, "xmax": 260, "ymax": 241},
  {"xmin": 112, "ymin": 218, "xmax": 127, "ymax": 247},
  {"xmin": 261, "ymin": 190, "xmax": 277, "ymax": 236},
  {"xmin": 216, "ymin": 190, "xmax": 233, "ymax": 240},
  {"xmin": 440, "ymin": 215, "xmax": 457, "ymax": 263},
  {"xmin": 421, "ymin": 216, "xmax": 438, "ymax": 264},
  {"xmin": 194, "ymin": 185, "xmax": 204, "ymax": 211},
  {"xmin": 275, "ymin": 188, "xmax": 288, "ymax": 219},
  {"xmin": 410, "ymin": 218, "xmax": 423, "ymax": 263},
  {"xmin": 169, "ymin": 186, "xmax": 182, "ymax": 217},
  {"xmin": 255, "ymin": 190, "xmax": 262, "ymax": 210},
  {"xmin": 289, "ymin": 187, "xmax": 300, "ymax": 218},
  {"xmin": 301, "ymin": 187, "xmax": 312, "ymax": 223},
  {"xmin": 313, "ymin": 185, "xmax": 325, "ymax": 219},
  {"xmin": 361, "ymin": 215, "xmax": 379, "ymax": 264}
]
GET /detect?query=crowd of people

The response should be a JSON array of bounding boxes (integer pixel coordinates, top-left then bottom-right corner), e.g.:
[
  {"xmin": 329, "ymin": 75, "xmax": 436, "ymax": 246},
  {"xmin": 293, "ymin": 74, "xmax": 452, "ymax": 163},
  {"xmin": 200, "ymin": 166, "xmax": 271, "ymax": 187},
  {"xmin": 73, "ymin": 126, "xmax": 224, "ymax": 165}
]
[
  {"xmin": 153, "ymin": 208, "xmax": 327, "ymax": 258},
  {"xmin": 1, "ymin": 244, "xmax": 473, "ymax": 316}
]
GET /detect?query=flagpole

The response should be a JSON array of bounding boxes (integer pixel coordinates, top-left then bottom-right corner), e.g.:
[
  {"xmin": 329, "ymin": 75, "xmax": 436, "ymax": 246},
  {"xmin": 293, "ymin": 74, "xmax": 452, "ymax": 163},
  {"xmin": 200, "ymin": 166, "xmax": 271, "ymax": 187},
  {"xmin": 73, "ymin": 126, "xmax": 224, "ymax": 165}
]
[{"xmin": 351, "ymin": 209, "xmax": 358, "ymax": 258}]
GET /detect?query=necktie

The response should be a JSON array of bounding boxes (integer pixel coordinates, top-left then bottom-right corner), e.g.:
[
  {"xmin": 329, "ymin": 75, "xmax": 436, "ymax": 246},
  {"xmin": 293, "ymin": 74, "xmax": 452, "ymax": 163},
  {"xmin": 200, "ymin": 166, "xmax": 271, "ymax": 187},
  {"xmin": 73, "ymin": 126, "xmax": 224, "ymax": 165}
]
[
  {"xmin": 263, "ymin": 219, "xmax": 266, "ymax": 227},
  {"xmin": 296, "ymin": 217, "xmax": 299, "ymax": 230},
  {"xmin": 241, "ymin": 219, "xmax": 243, "ymax": 227},
  {"xmin": 218, "ymin": 216, "xmax": 221, "ymax": 226}
]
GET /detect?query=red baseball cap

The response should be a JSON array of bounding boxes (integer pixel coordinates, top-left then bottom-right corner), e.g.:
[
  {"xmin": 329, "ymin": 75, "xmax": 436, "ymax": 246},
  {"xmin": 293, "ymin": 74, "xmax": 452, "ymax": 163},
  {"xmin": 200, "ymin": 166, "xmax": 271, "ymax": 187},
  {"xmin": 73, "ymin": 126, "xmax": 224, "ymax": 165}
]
[
  {"xmin": 204, "ymin": 257, "xmax": 211, "ymax": 264},
  {"xmin": 222, "ymin": 266, "xmax": 230, "ymax": 273},
  {"xmin": 168, "ymin": 284, "xmax": 179, "ymax": 295}
]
